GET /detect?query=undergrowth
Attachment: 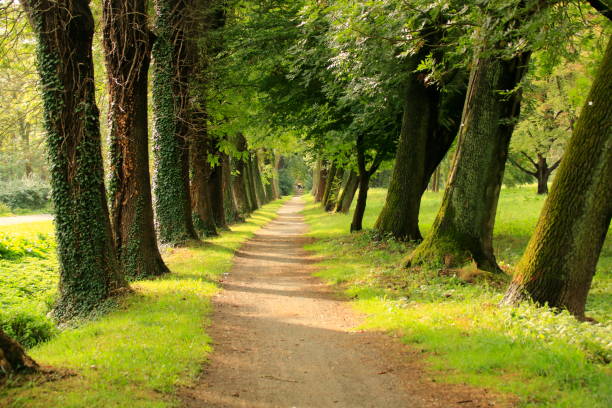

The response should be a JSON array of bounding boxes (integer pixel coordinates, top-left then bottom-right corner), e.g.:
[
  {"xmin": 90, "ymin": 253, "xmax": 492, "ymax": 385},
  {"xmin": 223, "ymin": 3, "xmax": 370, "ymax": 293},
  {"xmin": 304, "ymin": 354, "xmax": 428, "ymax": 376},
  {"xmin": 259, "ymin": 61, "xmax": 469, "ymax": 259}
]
[
  {"xmin": 303, "ymin": 188, "xmax": 611, "ymax": 408},
  {"xmin": 0, "ymin": 198, "xmax": 288, "ymax": 408}
]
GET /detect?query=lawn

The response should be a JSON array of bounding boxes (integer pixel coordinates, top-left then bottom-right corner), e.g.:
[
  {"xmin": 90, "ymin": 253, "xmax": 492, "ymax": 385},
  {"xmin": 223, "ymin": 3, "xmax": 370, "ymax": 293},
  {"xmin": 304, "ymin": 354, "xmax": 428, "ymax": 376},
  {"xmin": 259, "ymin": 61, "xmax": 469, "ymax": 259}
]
[
  {"xmin": 0, "ymin": 198, "xmax": 288, "ymax": 408},
  {"xmin": 303, "ymin": 187, "xmax": 611, "ymax": 408}
]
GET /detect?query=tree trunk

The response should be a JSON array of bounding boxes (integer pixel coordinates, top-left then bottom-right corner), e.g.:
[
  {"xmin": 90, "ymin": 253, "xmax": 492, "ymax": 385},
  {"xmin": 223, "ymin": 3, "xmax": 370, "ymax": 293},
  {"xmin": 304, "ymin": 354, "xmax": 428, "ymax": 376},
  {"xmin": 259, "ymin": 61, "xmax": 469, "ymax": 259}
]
[
  {"xmin": 251, "ymin": 153, "xmax": 267, "ymax": 205},
  {"xmin": 189, "ymin": 108, "xmax": 218, "ymax": 237},
  {"xmin": 0, "ymin": 330, "xmax": 38, "ymax": 377},
  {"xmin": 314, "ymin": 163, "xmax": 328, "ymax": 203},
  {"xmin": 24, "ymin": 0, "xmax": 127, "ymax": 321},
  {"xmin": 151, "ymin": 0, "xmax": 198, "ymax": 245},
  {"xmin": 245, "ymin": 152, "xmax": 261, "ymax": 209},
  {"xmin": 103, "ymin": 0, "xmax": 168, "ymax": 280},
  {"xmin": 325, "ymin": 168, "xmax": 344, "ymax": 212},
  {"xmin": 408, "ymin": 29, "xmax": 531, "ymax": 272},
  {"xmin": 230, "ymin": 146, "xmax": 251, "ymax": 215},
  {"xmin": 501, "ymin": 36, "xmax": 612, "ymax": 319},
  {"xmin": 321, "ymin": 162, "xmax": 337, "ymax": 207},
  {"xmin": 209, "ymin": 160, "xmax": 228, "ymax": 230},
  {"xmin": 311, "ymin": 160, "xmax": 322, "ymax": 197},
  {"xmin": 350, "ymin": 174, "xmax": 371, "ymax": 232},
  {"xmin": 222, "ymin": 153, "xmax": 242, "ymax": 224},
  {"xmin": 335, "ymin": 169, "xmax": 359, "ymax": 213},
  {"xmin": 374, "ymin": 48, "xmax": 465, "ymax": 241},
  {"xmin": 272, "ymin": 152, "xmax": 282, "ymax": 199}
]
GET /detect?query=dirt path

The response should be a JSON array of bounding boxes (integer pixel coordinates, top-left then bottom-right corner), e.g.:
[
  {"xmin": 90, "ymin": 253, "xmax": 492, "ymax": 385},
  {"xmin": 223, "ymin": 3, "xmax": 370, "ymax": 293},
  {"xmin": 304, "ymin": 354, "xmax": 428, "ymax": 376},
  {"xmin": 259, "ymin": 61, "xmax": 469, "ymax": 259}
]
[
  {"xmin": 0, "ymin": 214, "xmax": 53, "ymax": 226},
  {"xmin": 182, "ymin": 197, "xmax": 509, "ymax": 408}
]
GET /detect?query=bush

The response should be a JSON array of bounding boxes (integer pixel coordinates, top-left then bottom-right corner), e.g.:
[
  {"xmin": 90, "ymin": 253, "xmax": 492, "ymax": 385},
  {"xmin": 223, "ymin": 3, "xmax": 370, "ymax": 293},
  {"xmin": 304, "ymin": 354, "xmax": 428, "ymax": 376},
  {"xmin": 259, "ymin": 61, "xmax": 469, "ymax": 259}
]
[
  {"xmin": 0, "ymin": 232, "xmax": 54, "ymax": 260},
  {"xmin": 278, "ymin": 168, "xmax": 295, "ymax": 195},
  {"xmin": 0, "ymin": 178, "xmax": 51, "ymax": 210},
  {"xmin": 0, "ymin": 202, "xmax": 10, "ymax": 215},
  {"xmin": 0, "ymin": 307, "xmax": 57, "ymax": 348}
]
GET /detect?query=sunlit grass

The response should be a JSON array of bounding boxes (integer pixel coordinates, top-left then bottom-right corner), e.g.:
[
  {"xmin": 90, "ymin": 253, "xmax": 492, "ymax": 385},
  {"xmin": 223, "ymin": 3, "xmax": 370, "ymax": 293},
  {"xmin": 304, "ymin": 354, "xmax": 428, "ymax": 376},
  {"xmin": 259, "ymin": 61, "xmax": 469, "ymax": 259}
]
[
  {"xmin": 303, "ymin": 187, "xmax": 611, "ymax": 408},
  {"xmin": 1, "ymin": 197, "xmax": 288, "ymax": 408}
]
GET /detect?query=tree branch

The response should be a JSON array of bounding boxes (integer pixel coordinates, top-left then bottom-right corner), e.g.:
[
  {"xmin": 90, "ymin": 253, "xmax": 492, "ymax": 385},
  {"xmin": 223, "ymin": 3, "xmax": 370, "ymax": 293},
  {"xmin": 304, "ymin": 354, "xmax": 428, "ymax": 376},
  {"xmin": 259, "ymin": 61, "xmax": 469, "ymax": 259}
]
[
  {"xmin": 588, "ymin": 0, "xmax": 612, "ymax": 21},
  {"xmin": 520, "ymin": 151, "xmax": 538, "ymax": 169},
  {"xmin": 548, "ymin": 158, "xmax": 562, "ymax": 175},
  {"xmin": 509, "ymin": 157, "xmax": 537, "ymax": 177}
]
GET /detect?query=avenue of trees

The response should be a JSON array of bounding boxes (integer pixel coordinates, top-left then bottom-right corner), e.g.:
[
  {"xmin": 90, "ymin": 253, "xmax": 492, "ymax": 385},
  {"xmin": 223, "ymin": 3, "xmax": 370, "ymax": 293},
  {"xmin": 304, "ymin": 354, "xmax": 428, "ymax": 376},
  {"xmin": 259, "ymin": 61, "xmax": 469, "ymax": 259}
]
[{"xmin": 0, "ymin": 0, "xmax": 610, "ymax": 376}]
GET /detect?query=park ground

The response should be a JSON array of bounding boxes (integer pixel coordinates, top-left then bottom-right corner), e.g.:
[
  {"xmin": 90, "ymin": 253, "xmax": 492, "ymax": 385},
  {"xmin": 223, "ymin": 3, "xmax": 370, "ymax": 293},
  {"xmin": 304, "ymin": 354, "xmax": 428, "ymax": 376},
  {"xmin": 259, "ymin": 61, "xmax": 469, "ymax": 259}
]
[{"xmin": 0, "ymin": 187, "xmax": 610, "ymax": 407}]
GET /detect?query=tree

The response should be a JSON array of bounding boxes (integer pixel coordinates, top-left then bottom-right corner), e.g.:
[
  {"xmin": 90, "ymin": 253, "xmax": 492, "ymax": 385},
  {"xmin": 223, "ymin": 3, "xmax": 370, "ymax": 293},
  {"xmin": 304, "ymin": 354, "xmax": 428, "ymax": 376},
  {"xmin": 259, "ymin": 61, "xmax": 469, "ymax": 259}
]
[
  {"xmin": 501, "ymin": 33, "xmax": 611, "ymax": 319},
  {"xmin": 103, "ymin": 0, "xmax": 169, "ymax": 279},
  {"xmin": 152, "ymin": 0, "xmax": 198, "ymax": 245},
  {"xmin": 24, "ymin": 0, "xmax": 127, "ymax": 320},
  {"xmin": 335, "ymin": 169, "xmax": 359, "ymax": 213},
  {"xmin": 407, "ymin": 2, "xmax": 541, "ymax": 272},
  {"xmin": 0, "ymin": 329, "xmax": 38, "ymax": 377},
  {"xmin": 373, "ymin": 5, "xmax": 468, "ymax": 241}
]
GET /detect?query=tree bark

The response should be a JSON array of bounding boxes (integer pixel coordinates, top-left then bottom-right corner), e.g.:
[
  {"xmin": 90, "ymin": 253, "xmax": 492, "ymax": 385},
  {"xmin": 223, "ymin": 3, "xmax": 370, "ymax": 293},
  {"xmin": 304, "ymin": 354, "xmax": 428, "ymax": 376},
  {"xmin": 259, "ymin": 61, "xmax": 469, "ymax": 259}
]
[
  {"xmin": 321, "ymin": 162, "xmax": 337, "ymax": 208},
  {"xmin": 245, "ymin": 152, "xmax": 261, "ymax": 209},
  {"xmin": 189, "ymin": 108, "xmax": 218, "ymax": 237},
  {"xmin": 24, "ymin": 0, "xmax": 127, "ymax": 321},
  {"xmin": 209, "ymin": 158, "xmax": 228, "ymax": 230},
  {"xmin": 408, "ymin": 24, "xmax": 531, "ymax": 272},
  {"xmin": 314, "ymin": 162, "xmax": 328, "ymax": 203},
  {"xmin": 0, "ymin": 329, "xmax": 38, "ymax": 377},
  {"xmin": 230, "ymin": 142, "xmax": 251, "ymax": 215},
  {"xmin": 501, "ymin": 36, "xmax": 612, "ymax": 319},
  {"xmin": 103, "ymin": 0, "xmax": 169, "ymax": 280},
  {"xmin": 151, "ymin": 0, "xmax": 198, "ymax": 245},
  {"xmin": 222, "ymin": 152, "xmax": 242, "ymax": 224},
  {"xmin": 311, "ymin": 160, "xmax": 322, "ymax": 197},
  {"xmin": 335, "ymin": 169, "xmax": 359, "ymax": 213},
  {"xmin": 374, "ymin": 47, "xmax": 465, "ymax": 241},
  {"xmin": 325, "ymin": 168, "xmax": 344, "ymax": 212},
  {"xmin": 351, "ymin": 135, "xmax": 383, "ymax": 232},
  {"xmin": 251, "ymin": 152, "xmax": 267, "ymax": 205}
]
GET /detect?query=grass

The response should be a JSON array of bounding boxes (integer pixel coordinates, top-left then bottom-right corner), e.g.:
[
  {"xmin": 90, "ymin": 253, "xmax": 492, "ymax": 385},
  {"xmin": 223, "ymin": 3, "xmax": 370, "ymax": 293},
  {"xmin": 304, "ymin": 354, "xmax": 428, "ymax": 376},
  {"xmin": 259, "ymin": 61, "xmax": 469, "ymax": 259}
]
[
  {"xmin": 303, "ymin": 187, "xmax": 611, "ymax": 408},
  {"xmin": 0, "ymin": 197, "xmax": 288, "ymax": 408}
]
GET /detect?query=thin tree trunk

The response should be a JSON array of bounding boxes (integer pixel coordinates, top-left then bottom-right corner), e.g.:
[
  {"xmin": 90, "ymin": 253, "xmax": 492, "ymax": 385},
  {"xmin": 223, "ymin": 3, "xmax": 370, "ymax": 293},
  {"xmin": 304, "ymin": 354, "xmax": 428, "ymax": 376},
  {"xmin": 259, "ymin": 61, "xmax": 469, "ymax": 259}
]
[
  {"xmin": 350, "ymin": 174, "xmax": 371, "ymax": 232},
  {"xmin": 152, "ymin": 0, "xmax": 198, "ymax": 245},
  {"xmin": 501, "ymin": 35, "xmax": 612, "ymax": 319},
  {"xmin": 336, "ymin": 169, "xmax": 359, "ymax": 213},
  {"xmin": 314, "ymin": 163, "xmax": 328, "ymax": 203},
  {"xmin": 103, "ymin": 0, "xmax": 168, "ymax": 279},
  {"xmin": 210, "ymin": 159, "xmax": 228, "ymax": 230},
  {"xmin": 272, "ymin": 152, "xmax": 282, "ymax": 199},
  {"xmin": 0, "ymin": 329, "xmax": 38, "ymax": 376},
  {"xmin": 24, "ymin": 0, "xmax": 127, "ymax": 321},
  {"xmin": 312, "ymin": 160, "xmax": 322, "ymax": 197},
  {"xmin": 408, "ymin": 29, "xmax": 531, "ymax": 272},
  {"xmin": 245, "ymin": 152, "xmax": 261, "ymax": 209}
]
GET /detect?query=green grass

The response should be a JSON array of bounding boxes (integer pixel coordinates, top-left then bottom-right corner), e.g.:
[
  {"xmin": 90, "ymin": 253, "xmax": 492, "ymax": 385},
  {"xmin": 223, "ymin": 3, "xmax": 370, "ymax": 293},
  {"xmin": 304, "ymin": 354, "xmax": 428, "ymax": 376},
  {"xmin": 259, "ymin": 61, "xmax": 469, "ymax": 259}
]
[
  {"xmin": 1, "ymin": 197, "xmax": 288, "ymax": 408},
  {"xmin": 303, "ymin": 187, "xmax": 611, "ymax": 408}
]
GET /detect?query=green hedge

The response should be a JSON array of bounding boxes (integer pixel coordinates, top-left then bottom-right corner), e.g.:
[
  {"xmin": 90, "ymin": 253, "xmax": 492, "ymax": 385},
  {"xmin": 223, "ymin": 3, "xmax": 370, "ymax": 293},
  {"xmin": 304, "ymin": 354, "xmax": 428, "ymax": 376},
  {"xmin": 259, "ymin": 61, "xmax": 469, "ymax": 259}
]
[{"xmin": 0, "ymin": 178, "xmax": 51, "ymax": 210}]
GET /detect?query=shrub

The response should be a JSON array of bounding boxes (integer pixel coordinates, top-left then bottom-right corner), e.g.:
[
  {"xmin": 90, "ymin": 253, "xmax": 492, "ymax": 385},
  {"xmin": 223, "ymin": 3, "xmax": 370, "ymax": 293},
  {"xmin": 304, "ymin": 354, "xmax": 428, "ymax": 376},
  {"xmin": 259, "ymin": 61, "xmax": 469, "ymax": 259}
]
[
  {"xmin": 0, "ymin": 232, "xmax": 54, "ymax": 260},
  {"xmin": 0, "ymin": 178, "xmax": 51, "ymax": 210},
  {"xmin": 0, "ymin": 306, "xmax": 57, "ymax": 348}
]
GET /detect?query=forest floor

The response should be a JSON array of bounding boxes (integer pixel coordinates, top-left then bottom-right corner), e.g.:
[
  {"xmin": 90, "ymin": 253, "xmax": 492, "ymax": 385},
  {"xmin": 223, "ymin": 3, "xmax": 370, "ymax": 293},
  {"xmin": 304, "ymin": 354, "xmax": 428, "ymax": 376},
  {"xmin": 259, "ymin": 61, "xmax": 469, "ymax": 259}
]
[{"xmin": 181, "ymin": 196, "xmax": 511, "ymax": 408}]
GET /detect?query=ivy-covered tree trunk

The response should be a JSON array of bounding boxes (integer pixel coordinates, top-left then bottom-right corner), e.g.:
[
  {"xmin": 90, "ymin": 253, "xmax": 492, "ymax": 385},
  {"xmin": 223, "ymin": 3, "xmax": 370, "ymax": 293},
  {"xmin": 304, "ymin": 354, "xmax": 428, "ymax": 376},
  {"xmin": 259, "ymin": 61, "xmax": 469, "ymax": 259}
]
[
  {"xmin": 232, "ymin": 134, "xmax": 254, "ymax": 213},
  {"xmin": 103, "ymin": 0, "xmax": 168, "ymax": 279},
  {"xmin": 0, "ymin": 329, "xmax": 38, "ymax": 376},
  {"xmin": 189, "ymin": 109, "xmax": 218, "ymax": 237},
  {"xmin": 24, "ymin": 0, "xmax": 127, "ymax": 321},
  {"xmin": 335, "ymin": 169, "xmax": 359, "ymax": 213},
  {"xmin": 408, "ymin": 24, "xmax": 531, "ymax": 272},
  {"xmin": 325, "ymin": 168, "xmax": 344, "ymax": 212},
  {"xmin": 501, "ymin": 36, "xmax": 612, "ymax": 319},
  {"xmin": 374, "ymin": 47, "xmax": 466, "ymax": 241},
  {"xmin": 152, "ymin": 0, "xmax": 198, "ymax": 245},
  {"xmin": 321, "ymin": 162, "xmax": 337, "ymax": 207}
]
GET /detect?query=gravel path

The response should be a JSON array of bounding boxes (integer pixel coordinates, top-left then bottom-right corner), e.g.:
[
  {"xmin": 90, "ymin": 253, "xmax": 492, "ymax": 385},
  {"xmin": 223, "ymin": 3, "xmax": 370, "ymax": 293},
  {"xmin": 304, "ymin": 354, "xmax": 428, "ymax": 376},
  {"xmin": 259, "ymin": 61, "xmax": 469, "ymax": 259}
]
[{"xmin": 181, "ymin": 196, "xmax": 510, "ymax": 408}]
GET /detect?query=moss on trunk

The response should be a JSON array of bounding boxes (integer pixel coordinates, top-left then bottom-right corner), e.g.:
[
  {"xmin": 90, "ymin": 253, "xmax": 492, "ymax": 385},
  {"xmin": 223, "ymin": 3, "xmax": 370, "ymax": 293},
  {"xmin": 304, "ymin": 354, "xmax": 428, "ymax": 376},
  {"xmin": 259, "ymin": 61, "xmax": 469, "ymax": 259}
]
[{"xmin": 501, "ymin": 36, "xmax": 612, "ymax": 318}]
